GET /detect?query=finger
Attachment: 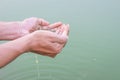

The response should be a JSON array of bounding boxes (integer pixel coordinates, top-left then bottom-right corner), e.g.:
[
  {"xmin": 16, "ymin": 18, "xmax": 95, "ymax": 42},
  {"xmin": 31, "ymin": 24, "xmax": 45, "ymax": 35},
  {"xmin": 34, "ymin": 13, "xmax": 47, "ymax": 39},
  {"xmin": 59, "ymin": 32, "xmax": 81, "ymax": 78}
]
[
  {"xmin": 49, "ymin": 22, "xmax": 62, "ymax": 29},
  {"xmin": 36, "ymin": 25, "xmax": 42, "ymax": 30},
  {"xmin": 51, "ymin": 34, "xmax": 67, "ymax": 44},
  {"xmin": 39, "ymin": 26, "xmax": 56, "ymax": 32},
  {"xmin": 55, "ymin": 27, "xmax": 61, "ymax": 34},
  {"xmin": 62, "ymin": 24, "xmax": 69, "ymax": 36},
  {"xmin": 56, "ymin": 29, "xmax": 60, "ymax": 34},
  {"xmin": 59, "ymin": 24, "xmax": 64, "ymax": 35},
  {"xmin": 48, "ymin": 53, "xmax": 59, "ymax": 58},
  {"xmin": 40, "ymin": 26, "xmax": 50, "ymax": 30},
  {"xmin": 55, "ymin": 24, "xmax": 65, "ymax": 35},
  {"xmin": 44, "ymin": 53, "xmax": 57, "ymax": 58},
  {"xmin": 66, "ymin": 24, "xmax": 70, "ymax": 35},
  {"xmin": 47, "ymin": 43, "xmax": 63, "ymax": 58},
  {"xmin": 50, "ymin": 29, "xmax": 56, "ymax": 32},
  {"xmin": 60, "ymin": 25, "xmax": 68, "ymax": 47},
  {"xmin": 38, "ymin": 18, "xmax": 49, "ymax": 26}
]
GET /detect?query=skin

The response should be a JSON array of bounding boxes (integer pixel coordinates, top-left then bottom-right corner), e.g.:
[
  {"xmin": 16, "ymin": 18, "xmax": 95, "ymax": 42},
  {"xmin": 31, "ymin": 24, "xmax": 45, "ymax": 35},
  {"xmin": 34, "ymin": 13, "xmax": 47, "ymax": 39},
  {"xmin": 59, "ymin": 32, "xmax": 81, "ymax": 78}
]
[
  {"xmin": 0, "ymin": 17, "xmax": 69, "ymax": 68},
  {"xmin": 0, "ymin": 17, "xmax": 62, "ymax": 40}
]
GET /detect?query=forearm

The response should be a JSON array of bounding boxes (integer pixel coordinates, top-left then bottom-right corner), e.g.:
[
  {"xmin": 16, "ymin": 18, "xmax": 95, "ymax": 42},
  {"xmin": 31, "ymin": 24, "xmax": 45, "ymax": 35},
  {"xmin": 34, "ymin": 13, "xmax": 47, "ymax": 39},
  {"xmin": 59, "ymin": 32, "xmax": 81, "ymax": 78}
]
[
  {"xmin": 0, "ymin": 36, "xmax": 30, "ymax": 68},
  {"xmin": 0, "ymin": 22, "xmax": 24, "ymax": 40}
]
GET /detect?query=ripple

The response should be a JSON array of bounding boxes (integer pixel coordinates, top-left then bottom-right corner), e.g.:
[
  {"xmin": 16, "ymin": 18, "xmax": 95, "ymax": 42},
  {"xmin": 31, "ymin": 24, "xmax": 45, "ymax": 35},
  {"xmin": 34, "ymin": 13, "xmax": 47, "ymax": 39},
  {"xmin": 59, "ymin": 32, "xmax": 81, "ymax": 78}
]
[
  {"xmin": 0, "ymin": 53, "xmax": 83, "ymax": 80},
  {"xmin": 1, "ymin": 63, "xmax": 81, "ymax": 80}
]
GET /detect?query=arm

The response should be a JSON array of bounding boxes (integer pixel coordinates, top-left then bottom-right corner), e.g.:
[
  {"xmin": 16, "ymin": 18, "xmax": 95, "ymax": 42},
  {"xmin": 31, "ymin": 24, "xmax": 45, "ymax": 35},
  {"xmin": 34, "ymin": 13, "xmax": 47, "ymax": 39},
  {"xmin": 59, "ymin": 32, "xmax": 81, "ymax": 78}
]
[
  {"xmin": 0, "ymin": 18, "xmax": 62, "ymax": 40},
  {"xmin": 0, "ymin": 22, "xmax": 25, "ymax": 40},
  {"xmin": 0, "ymin": 17, "xmax": 50, "ymax": 40},
  {"xmin": 0, "ymin": 35, "xmax": 30, "ymax": 68},
  {"xmin": 0, "ymin": 25, "xmax": 69, "ymax": 68}
]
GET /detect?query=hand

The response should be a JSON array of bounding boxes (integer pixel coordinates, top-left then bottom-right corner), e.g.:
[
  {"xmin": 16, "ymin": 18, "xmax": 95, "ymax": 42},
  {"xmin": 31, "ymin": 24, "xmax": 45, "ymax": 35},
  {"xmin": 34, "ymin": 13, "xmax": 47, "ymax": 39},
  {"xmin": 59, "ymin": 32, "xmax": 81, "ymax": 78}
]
[
  {"xmin": 19, "ymin": 17, "xmax": 49, "ymax": 34},
  {"xmin": 26, "ymin": 24, "xmax": 69, "ymax": 57},
  {"xmin": 19, "ymin": 17, "xmax": 63, "ymax": 35}
]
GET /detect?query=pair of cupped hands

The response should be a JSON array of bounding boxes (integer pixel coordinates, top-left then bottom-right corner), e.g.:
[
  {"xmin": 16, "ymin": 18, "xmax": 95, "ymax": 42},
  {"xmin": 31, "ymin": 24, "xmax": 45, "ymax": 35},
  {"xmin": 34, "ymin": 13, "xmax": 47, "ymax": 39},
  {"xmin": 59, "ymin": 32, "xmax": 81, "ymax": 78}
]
[{"xmin": 15, "ymin": 17, "xmax": 69, "ymax": 58}]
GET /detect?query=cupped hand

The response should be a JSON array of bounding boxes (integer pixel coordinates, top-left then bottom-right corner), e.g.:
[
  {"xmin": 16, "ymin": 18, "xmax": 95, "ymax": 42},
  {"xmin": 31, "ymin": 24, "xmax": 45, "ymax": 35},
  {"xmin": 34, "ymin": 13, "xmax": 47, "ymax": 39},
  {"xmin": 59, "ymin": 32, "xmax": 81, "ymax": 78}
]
[
  {"xmin": 27, "ymin": 24, "xmax": 69, "ymax": 58},
  {"xmin": 19, "ymin": 17, "xmax": 63, "ymax": 36}
]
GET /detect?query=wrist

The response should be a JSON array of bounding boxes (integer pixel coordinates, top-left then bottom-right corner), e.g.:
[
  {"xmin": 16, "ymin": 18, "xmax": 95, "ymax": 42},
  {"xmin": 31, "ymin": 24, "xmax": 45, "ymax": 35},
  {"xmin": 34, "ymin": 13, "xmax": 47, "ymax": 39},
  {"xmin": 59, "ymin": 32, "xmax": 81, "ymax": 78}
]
[
  {"xmin": 4, "ymin": 34, "xmax": 31, "ymax": 55},
  {"xmin": 1, "ymin": 21, "xmax": 29, "ymax": 40},
  {"xmin": 16, "ymin": 35, "xmax": 31, "ymax": 54},
  {"xmin": 9, "ymin": 22, "xmax": 29, "ymax": 39}
]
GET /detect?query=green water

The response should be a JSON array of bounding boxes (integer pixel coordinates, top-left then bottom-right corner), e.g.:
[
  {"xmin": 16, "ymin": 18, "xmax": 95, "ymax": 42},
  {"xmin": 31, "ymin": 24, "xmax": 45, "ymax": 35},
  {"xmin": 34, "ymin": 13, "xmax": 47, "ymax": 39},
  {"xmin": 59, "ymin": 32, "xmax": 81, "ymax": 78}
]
[{"xmin": 0, "ymin": 0, "xmax": 120, "ymax": 80}]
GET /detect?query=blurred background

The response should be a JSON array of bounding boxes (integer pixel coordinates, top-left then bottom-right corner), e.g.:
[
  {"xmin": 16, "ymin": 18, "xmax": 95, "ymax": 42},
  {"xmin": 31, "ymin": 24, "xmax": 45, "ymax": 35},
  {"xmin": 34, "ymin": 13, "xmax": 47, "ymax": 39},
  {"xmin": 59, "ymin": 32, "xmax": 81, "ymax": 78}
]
[{"xmin": 0, "ymin": 0, "xmax": 120, "ymax": 80}]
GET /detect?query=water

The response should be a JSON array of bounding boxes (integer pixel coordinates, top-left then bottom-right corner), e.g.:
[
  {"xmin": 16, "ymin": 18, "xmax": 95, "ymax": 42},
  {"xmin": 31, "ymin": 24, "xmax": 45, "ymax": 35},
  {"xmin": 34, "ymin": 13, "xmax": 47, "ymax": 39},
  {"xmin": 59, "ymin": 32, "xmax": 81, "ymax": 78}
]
[
  {"xmin": 34, "ymin": 54, "xmax": 40, "ymax": 80},
  {"xmin": 0, "ymin": 0, "xmax": 120, "ymax": 80}
]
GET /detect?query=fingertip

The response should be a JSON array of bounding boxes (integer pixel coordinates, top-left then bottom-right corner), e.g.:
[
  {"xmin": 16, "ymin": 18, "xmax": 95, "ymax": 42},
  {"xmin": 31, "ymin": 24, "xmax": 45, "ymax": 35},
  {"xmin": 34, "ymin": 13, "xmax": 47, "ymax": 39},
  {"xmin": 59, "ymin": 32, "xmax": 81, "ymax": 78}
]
[{"xmin": 61, "ymin": 24, "xmax": 69, "ymax": 36}]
